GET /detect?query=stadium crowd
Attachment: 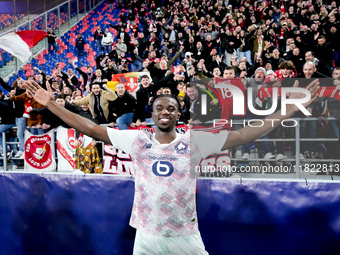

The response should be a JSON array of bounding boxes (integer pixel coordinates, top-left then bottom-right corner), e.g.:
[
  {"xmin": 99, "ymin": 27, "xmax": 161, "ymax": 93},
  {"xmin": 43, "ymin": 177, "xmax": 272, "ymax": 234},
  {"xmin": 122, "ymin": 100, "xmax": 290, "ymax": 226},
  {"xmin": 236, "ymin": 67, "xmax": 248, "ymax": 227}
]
[{"xmin": 1, "ymin": 0, "xmax": 340, "ymax": 169}]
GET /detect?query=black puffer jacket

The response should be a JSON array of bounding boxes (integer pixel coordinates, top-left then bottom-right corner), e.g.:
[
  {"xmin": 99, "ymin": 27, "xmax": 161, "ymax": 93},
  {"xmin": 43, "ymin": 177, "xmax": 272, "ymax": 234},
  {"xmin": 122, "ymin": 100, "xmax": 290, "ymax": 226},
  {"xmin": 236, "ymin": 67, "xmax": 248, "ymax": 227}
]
[
  {"xmin": 0, "ymin": 77, "xmax": 25, "ymax": 118},
  {"xmin": 0, "ymin": 96, "xmax": 15, "ymax": 124}
]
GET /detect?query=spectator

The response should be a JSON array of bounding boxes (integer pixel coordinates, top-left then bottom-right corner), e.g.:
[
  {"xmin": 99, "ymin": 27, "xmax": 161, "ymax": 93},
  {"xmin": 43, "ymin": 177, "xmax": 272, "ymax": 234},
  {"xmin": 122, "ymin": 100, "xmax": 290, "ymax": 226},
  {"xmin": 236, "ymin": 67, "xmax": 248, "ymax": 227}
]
[
  {"xmin": 117, "ymin": 26, "xmax": 130, "ymax": 46},
  {"xmin": 34, "ymin": 71, "xmax": 47, "ymax": 90},
  {"xmin": 61, "ymin": 68, "xmax": 79, "ymax": 89},
  {"xmin": 276, "ymin": 21, "xmax": 293, "ymax": 52},
  {"xmin": 103, "ymin": 59, "xmax": 122, "ymax": 79},
  {"xmin": 9, "ymin": 89, "xmax": 45, "ymax": 135},
  {"xmin": 94, "ymin": 26, "xmax": 104, "ymax": 52},
  {"xmin": 241, "ymin": 67, "xmax": 272, "ymax": 160},
  {"xmin": 265, "ymin": 60, "xmax": 297, "ymax": 85},
  {"xmin": 115, "ymin": 38, "xmax": 127, "ymax": 58},
  {"xmin": 0, "ymin": 76, "xmax": 26, "ymax": 158},
  {"xmin": 238, "ymin": 30, "xmax": 253, "ymax": 64},
  {"xmin": 47, "ymin": 27, "xmax": 59, "ymax": 53},
  {"xmin": 263, "ymin": 48, "xmax": 285, "ymax": 71},
  {"xmin": 184, "ymin": 84, "xmax": 221, "ymax": 125},
  {"xmin": 251, "ymin": 27, "xmax": 265, "ymax": 62},
  {"xmin": 131, "ymin": 48, "xmax": 144, "ymax": 72},
  {"xmin": 107, "ymin": 0, "xmax": 114, "ymax": 10},
  {"xmin": 102, "ymin": 28, "xmax": 113, "ymax": 54},
  {"xmin": 192, "ymin": 41, "xmax": 207, "ymax": 61},
  {"xmin": 76, "ymin": 33, "xmax": 86, "ymax": 57},
  {"xmin": 222, "ymin": 67, "xmax": 236, "ymax": 79},
  {"xmin": 133, "ymin": 73, "xmax": 174, "ymax": 126},
  {"xmin": 108, "ymin": 82, "xmax": 137, "ymax": 130},
  {"xmin": 148, "ymin": 32, "xmax": 161, "ymax": 51},
  {"xmin": 297, "ymin": 61, "xmax": 328, "ymax": 80},
  {"xmin": 31, "ymin": 94, "xmax": 82, "ymax": 132},
  {"xmin": 212, "ymin": 67, "xmax": 221, "ymax": 78},
  {"xmin": 61, "ymin": 86, "xmax": 73, "ymax": 101},
  {"xmin": 296, "ymin": 61, "xmax": 328, "ymax": 159},
  {"xmin": 224, "ymin": 30, "xmax": 241, "ymax": 66},
  {"xmin": 0, "ymin": 90, "xmax": 16, "ymax": 161},
  {"xmin": 313, "ymin": 36, "xmax": 333, "ymax": 70},
  {"xmin": 73, "ymin": 83, "xmax": 117, "ymax": 124},
  {"xmin": 325, "ymin": 67, "xmax": 340, "ymax": 158},
  {"xmin": 147, "ymin": 46, "xmax": 183, "ymax": 84},
  {"xmin": 289, "ymin": 47, "xmax": 304, "ymax": 74},
  {"xmin": 70, "ymin": 60, "xmax": 93, "ymax": 89}
]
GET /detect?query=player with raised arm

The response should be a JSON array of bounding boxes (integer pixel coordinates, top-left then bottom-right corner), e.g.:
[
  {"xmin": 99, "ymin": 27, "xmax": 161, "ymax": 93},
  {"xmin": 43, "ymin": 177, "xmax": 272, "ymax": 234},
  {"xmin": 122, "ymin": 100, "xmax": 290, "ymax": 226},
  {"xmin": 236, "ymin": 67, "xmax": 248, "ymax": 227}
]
[{"xmin": 24, "ymin": 79, "xmax": 319, "ymax": 254}]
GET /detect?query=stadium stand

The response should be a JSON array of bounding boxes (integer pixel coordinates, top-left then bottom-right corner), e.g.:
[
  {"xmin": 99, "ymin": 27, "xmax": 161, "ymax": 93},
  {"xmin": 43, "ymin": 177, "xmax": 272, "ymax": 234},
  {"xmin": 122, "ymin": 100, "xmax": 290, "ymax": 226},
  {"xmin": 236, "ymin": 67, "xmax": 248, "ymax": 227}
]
[{"xmin": 1, "ymin": 0, "xmax": 340, "ymax": 173}]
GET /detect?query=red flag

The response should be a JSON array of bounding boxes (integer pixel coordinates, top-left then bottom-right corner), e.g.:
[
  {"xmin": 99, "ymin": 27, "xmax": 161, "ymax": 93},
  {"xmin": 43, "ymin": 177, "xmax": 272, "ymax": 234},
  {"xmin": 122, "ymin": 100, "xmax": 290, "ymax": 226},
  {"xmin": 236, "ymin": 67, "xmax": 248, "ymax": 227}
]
[{"xmin": 0, "ymin": 30, "xmax": 48, "ymax": 62}]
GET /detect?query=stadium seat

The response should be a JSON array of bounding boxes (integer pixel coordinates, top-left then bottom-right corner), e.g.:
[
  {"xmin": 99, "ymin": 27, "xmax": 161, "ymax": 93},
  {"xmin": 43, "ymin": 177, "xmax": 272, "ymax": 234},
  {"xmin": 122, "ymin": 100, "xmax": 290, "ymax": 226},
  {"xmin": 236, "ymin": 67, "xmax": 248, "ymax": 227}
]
[{"xmin": 17, "ymin": 70, "xmax": 25, "ymax": 76}]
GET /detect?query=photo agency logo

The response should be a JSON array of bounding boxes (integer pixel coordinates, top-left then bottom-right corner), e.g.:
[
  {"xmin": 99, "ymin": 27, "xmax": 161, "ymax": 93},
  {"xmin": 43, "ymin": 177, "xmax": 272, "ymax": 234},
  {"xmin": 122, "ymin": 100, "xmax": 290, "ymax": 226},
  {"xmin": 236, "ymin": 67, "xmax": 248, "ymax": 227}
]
[
  {"xmin": 216, "ymin": 81, "xmax": 311, "ymax": 116},
  {"xmin": 189, "ymin": 78, "xmax": 317, "ymax": 129}
]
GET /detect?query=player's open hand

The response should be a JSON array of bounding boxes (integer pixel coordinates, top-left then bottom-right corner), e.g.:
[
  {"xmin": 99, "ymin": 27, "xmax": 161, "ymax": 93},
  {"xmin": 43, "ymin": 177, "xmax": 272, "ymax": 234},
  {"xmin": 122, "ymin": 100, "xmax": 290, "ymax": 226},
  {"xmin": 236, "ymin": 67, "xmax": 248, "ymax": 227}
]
[
  {"xmin": 24, "ymin": 80, "xmax": 54, "ymax": 106},
  {"xmin": 289, "ymin": 79, "xmax": 320, "ymax": 112}
]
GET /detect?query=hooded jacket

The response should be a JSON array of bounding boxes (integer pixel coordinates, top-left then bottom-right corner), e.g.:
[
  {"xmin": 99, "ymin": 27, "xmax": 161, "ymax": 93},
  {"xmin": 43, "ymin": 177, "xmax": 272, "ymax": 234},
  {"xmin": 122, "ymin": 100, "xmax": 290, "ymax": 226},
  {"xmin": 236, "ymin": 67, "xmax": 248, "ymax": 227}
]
[
  {"xmin": 74, "ymin": 88, "xmax": 117, "ymax": 122},
  {"xmin": 244, "ymin": 67, "xmax": 268, "ymax": 109}
]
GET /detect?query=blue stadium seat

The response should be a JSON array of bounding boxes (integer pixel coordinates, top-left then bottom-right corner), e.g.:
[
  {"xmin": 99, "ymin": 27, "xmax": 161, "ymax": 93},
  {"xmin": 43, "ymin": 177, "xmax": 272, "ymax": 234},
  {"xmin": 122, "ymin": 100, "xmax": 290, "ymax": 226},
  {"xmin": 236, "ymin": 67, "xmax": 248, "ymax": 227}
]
[{"xmin": 17, "ymin": 70, "xmax": 25, "ymax": 76}]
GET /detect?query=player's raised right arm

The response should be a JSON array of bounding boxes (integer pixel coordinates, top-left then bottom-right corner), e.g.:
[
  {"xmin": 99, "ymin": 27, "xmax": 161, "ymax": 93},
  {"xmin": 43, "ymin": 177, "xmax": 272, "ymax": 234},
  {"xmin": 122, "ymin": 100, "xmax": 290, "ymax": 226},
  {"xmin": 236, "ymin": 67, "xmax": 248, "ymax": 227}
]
[{"xmin": 24, "ymin": 81, "xmax": 112, "ymax": 145}]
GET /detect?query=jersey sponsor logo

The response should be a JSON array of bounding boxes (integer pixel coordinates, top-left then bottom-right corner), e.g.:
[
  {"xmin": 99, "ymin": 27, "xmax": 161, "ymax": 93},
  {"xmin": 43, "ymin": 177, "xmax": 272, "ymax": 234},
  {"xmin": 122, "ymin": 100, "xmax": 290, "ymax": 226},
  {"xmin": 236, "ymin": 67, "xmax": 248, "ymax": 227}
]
[
  {"xmin": 149, "ymin": 155, "xmax": 178, "ymax": 161},
  {"xmin": 174, "ymin": 141, "xmax": 188, "ymax": 154},
  {"xmin": 152, "ymin": 161, "xmax": 174, "ymax": 177}
]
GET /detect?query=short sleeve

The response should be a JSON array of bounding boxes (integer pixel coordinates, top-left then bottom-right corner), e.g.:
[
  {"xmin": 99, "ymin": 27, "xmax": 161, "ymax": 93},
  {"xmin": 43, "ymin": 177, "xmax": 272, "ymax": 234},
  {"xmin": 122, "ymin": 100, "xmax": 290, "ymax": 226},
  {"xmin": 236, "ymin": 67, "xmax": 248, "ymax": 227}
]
[
  {"xmin": 106, "ymin": 127, "xmax": 139, "ymax": 154},
  {"xmin": 191, "ymin": 130, "xmax": 229, "ymax": 159}
]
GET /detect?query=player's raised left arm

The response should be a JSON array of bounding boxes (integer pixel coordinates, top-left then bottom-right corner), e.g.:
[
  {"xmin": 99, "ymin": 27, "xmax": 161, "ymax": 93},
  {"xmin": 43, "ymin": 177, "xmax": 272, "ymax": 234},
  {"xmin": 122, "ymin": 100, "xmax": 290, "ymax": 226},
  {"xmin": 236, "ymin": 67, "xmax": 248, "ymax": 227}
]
[
  {"xmin": 25, "ymin": 81, "xmax": 112, "ymax": 145},
  {"xmin": 221, "ymin": 79, "xmax": 320, "ymax": 150}
]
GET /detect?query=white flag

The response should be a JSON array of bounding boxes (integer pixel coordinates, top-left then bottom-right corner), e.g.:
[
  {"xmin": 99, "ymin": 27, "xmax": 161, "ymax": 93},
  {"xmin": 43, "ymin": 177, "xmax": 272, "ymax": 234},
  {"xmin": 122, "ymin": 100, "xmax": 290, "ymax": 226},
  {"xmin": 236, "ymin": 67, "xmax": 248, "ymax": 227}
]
[{"xmin": 56, "ymin": 127, "xmax": 92, "ymax": 171}]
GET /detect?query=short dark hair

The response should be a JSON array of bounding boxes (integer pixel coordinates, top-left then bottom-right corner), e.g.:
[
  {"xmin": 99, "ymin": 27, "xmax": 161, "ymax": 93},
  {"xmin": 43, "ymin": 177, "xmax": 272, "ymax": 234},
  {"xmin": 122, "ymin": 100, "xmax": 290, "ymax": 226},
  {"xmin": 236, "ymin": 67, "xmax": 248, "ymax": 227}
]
[
  {"xmin": 91, "ymin": 82, "xmax": 102, "ymax": 87},
  {"xmin": 140, "ymin": 74, "xmax": 150, "ymax": 80},
  {"xmin": 150, "ymin": 94, "xmax": 181, "ymax": 113},
  {"xmin": 55, "ymin": 94, "xmax": 65, "ymax": 100},
  {"xmin": 224, "ymin": 67, "xmax": 235, "ymax": 72},
  {"xmin": 306, "ymin": 51, "xmax": 315, "ymax": 56}
]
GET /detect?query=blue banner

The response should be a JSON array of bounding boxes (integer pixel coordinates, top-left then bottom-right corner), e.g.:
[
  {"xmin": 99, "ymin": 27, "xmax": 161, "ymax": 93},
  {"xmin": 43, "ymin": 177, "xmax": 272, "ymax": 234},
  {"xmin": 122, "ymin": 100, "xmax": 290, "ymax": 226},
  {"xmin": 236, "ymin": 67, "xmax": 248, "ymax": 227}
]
[
  {"xmin": 0, "ymin": 174, "xmax": 135, "ymax": 255},
  {"xmin": 197, "ymin": 179, "xmax": 340, "ymax": 255},
  {"xmin": 1, "ymin": 174, "xmax": 340, "ymax": 255}
]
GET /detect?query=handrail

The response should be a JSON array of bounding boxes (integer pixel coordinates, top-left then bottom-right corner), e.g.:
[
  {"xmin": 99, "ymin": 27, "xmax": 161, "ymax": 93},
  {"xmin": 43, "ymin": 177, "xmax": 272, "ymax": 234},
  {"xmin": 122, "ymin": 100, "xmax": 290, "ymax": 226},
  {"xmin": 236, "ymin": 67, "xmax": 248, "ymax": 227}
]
[{"xmin": 1, "ymin": 117, "xmax": 339, "ymax": 179}]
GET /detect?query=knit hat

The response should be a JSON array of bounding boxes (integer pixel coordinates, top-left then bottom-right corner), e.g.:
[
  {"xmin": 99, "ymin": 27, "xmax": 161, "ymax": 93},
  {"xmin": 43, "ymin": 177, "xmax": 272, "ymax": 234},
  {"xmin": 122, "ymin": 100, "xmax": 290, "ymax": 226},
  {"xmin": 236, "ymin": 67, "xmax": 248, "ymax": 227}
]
[{"xmin": 254, "ymin": 67, "xmax": 268, "ymax": 79}]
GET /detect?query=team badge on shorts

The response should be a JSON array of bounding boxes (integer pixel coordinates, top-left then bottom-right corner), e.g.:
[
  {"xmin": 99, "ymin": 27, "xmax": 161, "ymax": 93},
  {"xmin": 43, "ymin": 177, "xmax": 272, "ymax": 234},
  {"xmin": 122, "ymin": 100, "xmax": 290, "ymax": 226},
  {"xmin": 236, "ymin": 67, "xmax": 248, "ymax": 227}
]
[{"xmin": 174, "ymin": 141, "xmax": 188, "ymax": 154}]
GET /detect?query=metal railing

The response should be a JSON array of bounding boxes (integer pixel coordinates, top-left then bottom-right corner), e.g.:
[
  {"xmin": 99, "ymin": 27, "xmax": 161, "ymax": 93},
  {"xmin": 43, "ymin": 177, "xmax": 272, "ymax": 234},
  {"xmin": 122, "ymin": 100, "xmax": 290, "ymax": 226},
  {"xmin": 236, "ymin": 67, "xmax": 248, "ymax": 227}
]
[{"xmin": 1, "ymin": 118, "xmax": 340, "ymax": 179}]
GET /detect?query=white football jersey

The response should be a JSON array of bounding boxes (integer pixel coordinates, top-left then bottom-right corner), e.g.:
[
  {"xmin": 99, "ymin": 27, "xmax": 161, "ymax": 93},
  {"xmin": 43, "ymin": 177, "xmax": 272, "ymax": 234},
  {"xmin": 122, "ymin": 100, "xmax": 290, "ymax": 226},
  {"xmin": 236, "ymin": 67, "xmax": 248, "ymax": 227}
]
[{"xmin": 107, "ymin": 128, "xmax": 228, "ymax": 236}]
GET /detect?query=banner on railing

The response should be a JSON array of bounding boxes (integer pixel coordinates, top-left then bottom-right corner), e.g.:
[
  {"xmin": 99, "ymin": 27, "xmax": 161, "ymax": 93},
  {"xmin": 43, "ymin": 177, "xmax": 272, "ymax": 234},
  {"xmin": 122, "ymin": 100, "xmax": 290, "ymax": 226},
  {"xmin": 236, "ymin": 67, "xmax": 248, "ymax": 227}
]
[
  {"xmin": 22, "ymin": 124, "xmax": 231, "ymax": 175},
  {"xmin": 56, "ymin": 127, "xmax": 93, "ymax": 171},
  {"xmin": 24, "ymin": 130, "xmax": 56, "ymax": 171}
]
